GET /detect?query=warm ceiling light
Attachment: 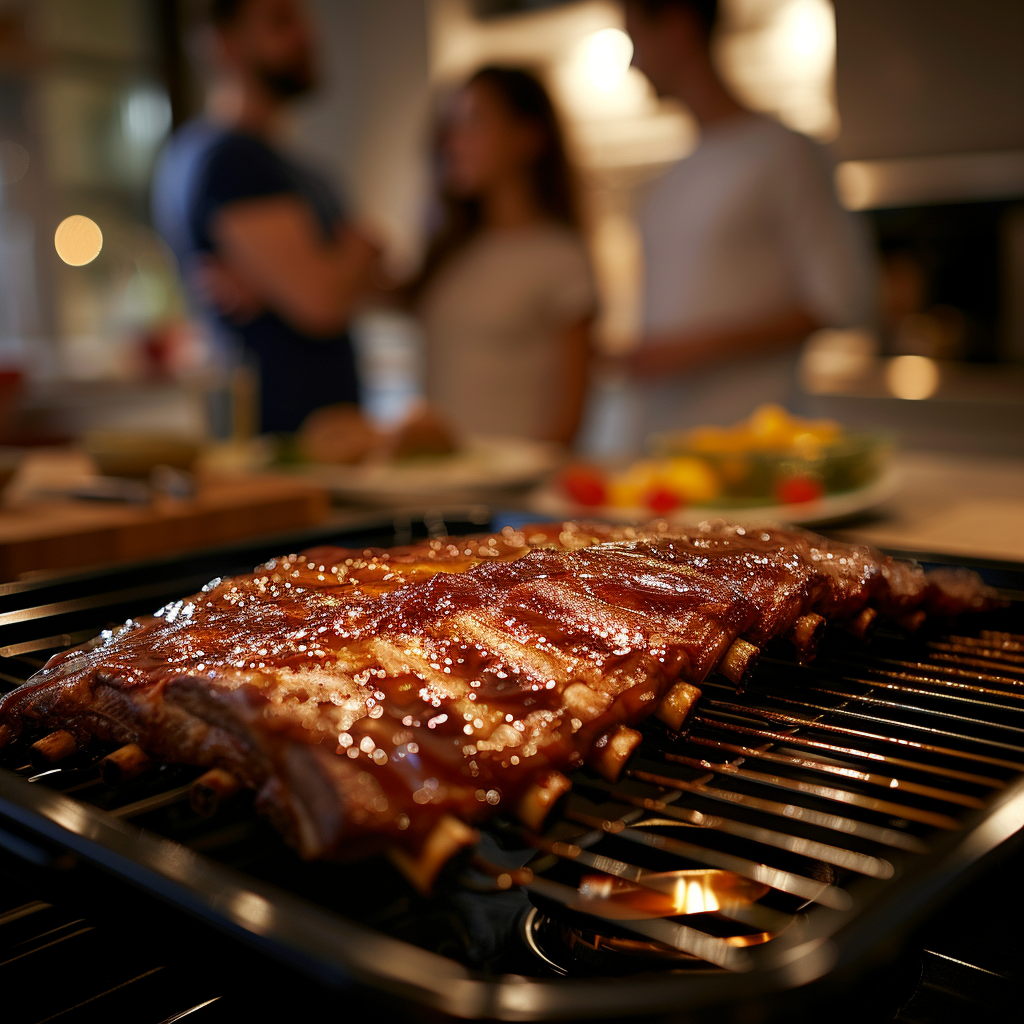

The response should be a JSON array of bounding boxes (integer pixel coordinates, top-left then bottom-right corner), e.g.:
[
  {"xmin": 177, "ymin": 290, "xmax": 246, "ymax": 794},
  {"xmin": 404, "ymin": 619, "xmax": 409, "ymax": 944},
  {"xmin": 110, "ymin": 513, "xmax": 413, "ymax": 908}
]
[
  {"xmin": 778, "ymin": 0, "xmax": 834, "ymax": 68},
  {"xmin": 55, "ymin": 215, "xmax": 103, "ymax": 266},
  {"xmin": 582, "ymin": 28, "xmax": 633, "ymax": 93},
  {"xmin": 885, "ymin": 355, "xmax": 940, "ymax": 400}
]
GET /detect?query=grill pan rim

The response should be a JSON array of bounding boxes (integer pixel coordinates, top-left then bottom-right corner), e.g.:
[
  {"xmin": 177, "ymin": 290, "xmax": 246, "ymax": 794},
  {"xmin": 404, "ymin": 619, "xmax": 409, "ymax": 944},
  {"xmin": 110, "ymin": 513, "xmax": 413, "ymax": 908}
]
[{"xmin": 2, "ymin": 746, "xmax": 1024, "ymax": 1019}]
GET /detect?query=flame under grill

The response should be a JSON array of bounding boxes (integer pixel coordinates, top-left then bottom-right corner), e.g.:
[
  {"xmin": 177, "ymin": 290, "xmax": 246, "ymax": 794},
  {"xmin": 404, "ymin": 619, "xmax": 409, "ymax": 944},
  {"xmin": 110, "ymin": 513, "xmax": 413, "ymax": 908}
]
[{"xmin": 0, "ymin": 516, "xmax": 1022, "ymax": 1020}]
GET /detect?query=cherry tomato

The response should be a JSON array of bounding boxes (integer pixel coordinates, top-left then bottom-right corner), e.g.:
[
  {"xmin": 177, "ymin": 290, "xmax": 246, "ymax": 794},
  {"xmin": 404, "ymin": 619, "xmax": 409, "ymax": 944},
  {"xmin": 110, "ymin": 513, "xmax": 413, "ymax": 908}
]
[
  {"xmin": 775, "ymin": 476, "xmax": 824, "ymax": 504},
  {"xmin": 645, "ymin": 486, "xmax": 683, "ymax": 514},
  {"xmin": 561, "ymin": 465, "xmax": 607, "ymax": 506}
]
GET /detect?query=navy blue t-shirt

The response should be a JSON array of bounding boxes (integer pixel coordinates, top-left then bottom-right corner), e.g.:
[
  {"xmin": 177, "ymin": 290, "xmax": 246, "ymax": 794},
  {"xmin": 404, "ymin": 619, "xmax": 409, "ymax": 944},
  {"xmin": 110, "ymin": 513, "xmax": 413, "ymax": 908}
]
[{"xmin": 152, "ymin": 119, "xmax": 359, "ymax": 433}]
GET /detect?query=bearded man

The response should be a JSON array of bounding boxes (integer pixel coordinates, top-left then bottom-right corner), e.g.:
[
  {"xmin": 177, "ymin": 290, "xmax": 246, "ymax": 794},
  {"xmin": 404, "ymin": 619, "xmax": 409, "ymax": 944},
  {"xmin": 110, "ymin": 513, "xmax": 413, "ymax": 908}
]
[{"xmin": 153, "ymin": 0, "xmax": 378, "ymax": 433}]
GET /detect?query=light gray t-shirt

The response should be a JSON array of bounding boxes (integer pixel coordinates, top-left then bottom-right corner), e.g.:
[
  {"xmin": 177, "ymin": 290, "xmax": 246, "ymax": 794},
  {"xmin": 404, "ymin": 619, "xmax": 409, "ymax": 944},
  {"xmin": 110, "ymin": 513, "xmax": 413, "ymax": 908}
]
[
  {"xmin": 419, "ymin": 223, "xmax": 595, "ymax": 439},
  {"xmin": 632, "ymin": 113, "xmax": 875, "ymax": 440}
]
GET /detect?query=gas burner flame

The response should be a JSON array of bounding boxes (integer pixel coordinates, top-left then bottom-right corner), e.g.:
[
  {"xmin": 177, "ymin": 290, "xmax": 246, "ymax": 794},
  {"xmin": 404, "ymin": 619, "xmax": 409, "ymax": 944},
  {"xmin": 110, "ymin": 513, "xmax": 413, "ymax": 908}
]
[{"xmin": 577, "ymin": 869, "xmax": 767, "ymax": 919}]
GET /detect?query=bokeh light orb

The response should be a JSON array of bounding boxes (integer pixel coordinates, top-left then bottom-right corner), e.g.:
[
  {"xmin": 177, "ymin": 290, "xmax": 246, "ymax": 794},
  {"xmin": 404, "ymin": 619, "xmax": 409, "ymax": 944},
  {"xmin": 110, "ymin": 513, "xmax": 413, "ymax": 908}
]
[
  {"xmin": 55, "ymin": 215, "xmax": 103, "ymax": 266},
  {"xmin": 885, "ymin": 355, "xmax": 940, "ymax": 401}
]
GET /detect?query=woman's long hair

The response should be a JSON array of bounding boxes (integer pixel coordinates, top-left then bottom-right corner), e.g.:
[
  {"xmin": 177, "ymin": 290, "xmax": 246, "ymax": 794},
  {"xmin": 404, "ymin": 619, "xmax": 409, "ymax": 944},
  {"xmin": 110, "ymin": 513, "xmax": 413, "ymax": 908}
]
[{"xmin": 409, "ymin": 66, "xmax": 581, "ymax": 302}]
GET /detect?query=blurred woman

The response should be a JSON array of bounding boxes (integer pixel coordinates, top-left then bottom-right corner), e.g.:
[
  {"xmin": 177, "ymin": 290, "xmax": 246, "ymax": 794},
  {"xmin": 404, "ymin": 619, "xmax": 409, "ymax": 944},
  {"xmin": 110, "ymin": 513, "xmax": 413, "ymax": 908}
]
[{"xmin": 411, "ymin": 67, "xmax": 596, "ymax": 445}]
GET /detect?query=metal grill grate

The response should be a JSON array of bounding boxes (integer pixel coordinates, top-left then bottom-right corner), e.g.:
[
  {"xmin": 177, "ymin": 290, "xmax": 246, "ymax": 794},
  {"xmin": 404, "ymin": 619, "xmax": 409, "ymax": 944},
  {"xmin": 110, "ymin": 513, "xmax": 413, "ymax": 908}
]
[
  {"xmin": 510, "ymin": 621, "xmax": 1024, "ymax": 975},
  {"xmin": 0, "ymin": 517, "xmax": 1022, "ymax": 1020}
]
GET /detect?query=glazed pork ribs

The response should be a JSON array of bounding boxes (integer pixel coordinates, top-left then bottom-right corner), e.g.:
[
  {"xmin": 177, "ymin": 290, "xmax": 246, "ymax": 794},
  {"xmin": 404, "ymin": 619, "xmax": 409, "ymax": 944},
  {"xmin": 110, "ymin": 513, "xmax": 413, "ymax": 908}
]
[{"xmin": 0, "ymin": 521, "xmax": 999, "ymax": 885}]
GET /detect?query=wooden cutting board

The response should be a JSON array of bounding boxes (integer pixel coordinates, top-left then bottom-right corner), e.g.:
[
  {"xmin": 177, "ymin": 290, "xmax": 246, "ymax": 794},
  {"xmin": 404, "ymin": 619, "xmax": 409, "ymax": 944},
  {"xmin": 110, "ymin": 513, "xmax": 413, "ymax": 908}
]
[{"xmin": 0, "ymin": 470, "xmax": 331, "ymax": 581}]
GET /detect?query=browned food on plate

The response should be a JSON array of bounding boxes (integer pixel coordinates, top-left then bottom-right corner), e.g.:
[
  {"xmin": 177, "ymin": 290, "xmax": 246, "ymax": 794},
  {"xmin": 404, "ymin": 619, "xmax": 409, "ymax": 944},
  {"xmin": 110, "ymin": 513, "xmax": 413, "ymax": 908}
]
[
  {"xmin": 297, "ymin": 401, "xmax": 457, "ymax": 466},
  {"xmin": 298, "ymin": 403, "xmax": 380, "ymax": 464},
  {"xmin": 0, "ymin": 521, "xmax": 1000, "ymax": 886},
  {"xmin": 382, "ymin": 402, "xmax": 458, "ymax": 460}
]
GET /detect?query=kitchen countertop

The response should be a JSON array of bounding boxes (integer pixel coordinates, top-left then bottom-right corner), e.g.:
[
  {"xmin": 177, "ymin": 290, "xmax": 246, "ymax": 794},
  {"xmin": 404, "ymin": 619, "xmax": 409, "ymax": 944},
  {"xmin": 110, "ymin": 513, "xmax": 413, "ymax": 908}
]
[
  {"xmin": 6, "ymin": 447, "xmax": 1014, "ymax": 581},
  {"xmin": 829, "ymin": 450, "xmax": 1024, "ymax": 563},
  {"xmin": 0, "ymin": 449, "xmax": 330, "ymax": 581}
]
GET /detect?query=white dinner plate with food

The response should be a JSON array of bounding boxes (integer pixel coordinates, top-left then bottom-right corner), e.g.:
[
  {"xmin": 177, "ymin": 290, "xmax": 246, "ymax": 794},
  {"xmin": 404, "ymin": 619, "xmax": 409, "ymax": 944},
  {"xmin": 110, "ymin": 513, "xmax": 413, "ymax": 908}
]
[
  {"xmin": 528, "ymin": 464, "xmax": 901, "ymax": 528},
  {"xmin": 295, "ymin": 433, "xmax": 563, "ymax": 504}
]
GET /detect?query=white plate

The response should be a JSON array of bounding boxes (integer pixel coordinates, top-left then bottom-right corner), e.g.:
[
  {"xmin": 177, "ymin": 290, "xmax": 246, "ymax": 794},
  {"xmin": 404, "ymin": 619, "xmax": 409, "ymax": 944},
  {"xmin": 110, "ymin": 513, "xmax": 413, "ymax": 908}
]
[
  {"xmin": 528, "ymin": 466, "xmax": 901, "ymax": 528},
  {"xmin": 295, "ymin": 434, "xmax": 563, "ymax": 504}
]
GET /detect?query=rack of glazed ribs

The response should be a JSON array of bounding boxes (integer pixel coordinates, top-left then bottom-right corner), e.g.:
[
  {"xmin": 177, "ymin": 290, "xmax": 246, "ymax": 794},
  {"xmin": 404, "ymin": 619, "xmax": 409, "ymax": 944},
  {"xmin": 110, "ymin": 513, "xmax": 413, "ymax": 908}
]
[{"xmin": 0, "ymin": 513, "xmax": 1021, "ymax": 1021}]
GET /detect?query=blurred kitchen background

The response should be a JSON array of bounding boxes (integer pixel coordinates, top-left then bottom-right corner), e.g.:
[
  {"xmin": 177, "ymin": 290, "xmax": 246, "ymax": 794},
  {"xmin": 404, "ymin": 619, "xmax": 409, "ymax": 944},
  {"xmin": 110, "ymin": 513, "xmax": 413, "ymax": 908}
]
[
  {"xmin": 0, "ymin": 0, "xmax": 1019, "ymax": 452},
  {"xmin": 0, "ymin": 0, "xmax": 1017, "ymax": 585}
]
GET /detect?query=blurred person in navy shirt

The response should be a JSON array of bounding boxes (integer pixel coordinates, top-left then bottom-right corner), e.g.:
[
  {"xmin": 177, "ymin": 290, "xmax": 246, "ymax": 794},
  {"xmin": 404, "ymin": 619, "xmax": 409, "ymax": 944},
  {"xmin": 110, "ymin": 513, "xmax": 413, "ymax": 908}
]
[{"xmin": 152, "ymin": 0, "xmax": 377, "ymax": 434}]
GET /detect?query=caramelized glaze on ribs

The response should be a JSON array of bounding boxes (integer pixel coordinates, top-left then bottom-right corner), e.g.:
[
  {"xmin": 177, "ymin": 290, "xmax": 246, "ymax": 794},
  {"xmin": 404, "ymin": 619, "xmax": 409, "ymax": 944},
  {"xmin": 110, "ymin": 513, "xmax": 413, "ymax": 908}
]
[{"xmin": 0, "ymin": 521, "xmax": 1000, "ymax": 868}]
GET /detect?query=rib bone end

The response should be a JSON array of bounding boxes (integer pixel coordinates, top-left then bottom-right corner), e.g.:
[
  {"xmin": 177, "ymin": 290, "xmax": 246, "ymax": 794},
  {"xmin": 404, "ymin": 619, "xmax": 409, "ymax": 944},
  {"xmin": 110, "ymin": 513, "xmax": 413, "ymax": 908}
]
[
  {"xmin": 30, "ymin": 729, "xmax": 77, "ymax": 765},
  {"xmin": 787, "ymin": 612, "xmax": 825, "ymax": 660},
  {"xmin": 655, "ymin": 682, "xmax": 702, "ymax": 733},
  {"xmin": 516, "ymin": 770, "xmax": 573, "ymax": 831},
  {"xmin": 388, "ymin": 814, "xmax": 478, "ymax": 895},
  {"xmin": 563, "ymin": 682, "xmax": 613, "ymax": 723},
  {"xmin": 845, "ymin": 606, "xmax": 878, "ymax": 640},
  {"xmin": 898, "ymin": 609, "xmax": 927, "ymax": 633},
  {"xmin": 587, "ymin": 725, "xmax": 643, "ymax": 782},
  {"xmin": 190, "ymin": 767, "xmax": 242, "ymax": 816},
  {"xmin": 99, "ymin": 743, "xmax": 153, "ymax": 785},
  {"xmin": 718, "ymin": 639, "xmax": 760, "ymax": 685}
]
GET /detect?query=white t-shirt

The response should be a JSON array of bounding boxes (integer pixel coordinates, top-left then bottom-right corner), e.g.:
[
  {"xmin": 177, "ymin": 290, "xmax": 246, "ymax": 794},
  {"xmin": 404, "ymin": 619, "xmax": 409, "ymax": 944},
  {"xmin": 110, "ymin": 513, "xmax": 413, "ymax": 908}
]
[
  {"xmin": 418, "ymin": 223, "xmax": 595, "ymax": 439},
  {"xmin": 632, "ymin": 113, "xmax": 875, "ymax": 439}
]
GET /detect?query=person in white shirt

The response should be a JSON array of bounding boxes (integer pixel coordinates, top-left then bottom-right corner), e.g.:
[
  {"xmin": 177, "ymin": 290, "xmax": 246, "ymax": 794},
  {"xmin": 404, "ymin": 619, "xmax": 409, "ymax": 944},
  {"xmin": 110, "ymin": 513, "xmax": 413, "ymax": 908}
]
[
  {"xmin": 411, "ymin": 67, "xmax": 596, "ymax": 444},
  {"xmin": 620, "ymin": 0, "xmax": 875, "ymax": 438}
]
